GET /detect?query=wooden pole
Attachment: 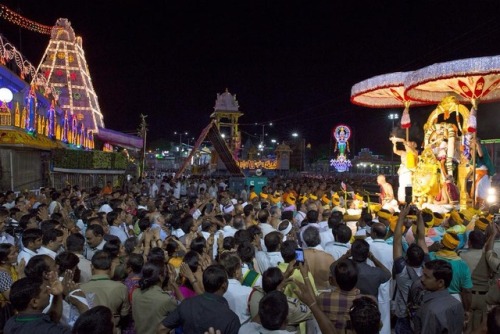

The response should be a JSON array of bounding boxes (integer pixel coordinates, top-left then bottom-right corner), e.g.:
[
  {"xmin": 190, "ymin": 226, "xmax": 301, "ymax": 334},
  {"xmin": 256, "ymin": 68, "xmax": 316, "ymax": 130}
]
[
  {"xmin": 470, "ymin": 132, "xmax": 477, "ymax": 208},
  {"xmin": 139, "ymin": 114, "xmax": 148, "ymax": 179}
]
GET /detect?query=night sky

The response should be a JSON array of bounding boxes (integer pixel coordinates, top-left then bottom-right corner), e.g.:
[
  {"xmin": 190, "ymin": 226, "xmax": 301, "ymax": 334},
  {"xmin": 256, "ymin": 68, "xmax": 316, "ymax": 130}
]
[{"xmin": 1, "ymin": 0, "xmax": 500, "ymax": 158}]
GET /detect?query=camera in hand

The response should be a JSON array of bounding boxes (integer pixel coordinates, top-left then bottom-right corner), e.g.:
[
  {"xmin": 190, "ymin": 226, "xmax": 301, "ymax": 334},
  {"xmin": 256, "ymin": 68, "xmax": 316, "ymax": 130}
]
[
  {"xmin": 494, "ymin": 213, "xmax": 500, "ymax": 225},
  {"xmin": 408, "ymin": 205, "xmax": 418, "ymax": 216},
  {"xmin": 404, "ymin": 186, "xmax": 413, "ymax": 205}
]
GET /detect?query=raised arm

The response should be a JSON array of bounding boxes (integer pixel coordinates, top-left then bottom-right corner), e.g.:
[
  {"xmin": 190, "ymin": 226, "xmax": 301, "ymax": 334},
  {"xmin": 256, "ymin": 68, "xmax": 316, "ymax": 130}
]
[
  {"xmin": 394, "ymin": 205, "xmax": 410, "ymax": 260},
  {"xmin": 390, "ymin": 137, "xmax": 405, "ymax": 156},
  {"xmin": 416, "ymin": 209, "xmax": 429, "ymax": 254}
]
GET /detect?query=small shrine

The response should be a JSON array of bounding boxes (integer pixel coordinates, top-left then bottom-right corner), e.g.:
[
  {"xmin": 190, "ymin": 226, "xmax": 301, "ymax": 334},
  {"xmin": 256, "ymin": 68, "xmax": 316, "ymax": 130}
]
[
  {"xmin": 275, "ymin": 143, "xmax": 292, "ymax": 170},
  {"xmin": 210, "ymin": 89, "xmax": 243, "ymax": 158}
]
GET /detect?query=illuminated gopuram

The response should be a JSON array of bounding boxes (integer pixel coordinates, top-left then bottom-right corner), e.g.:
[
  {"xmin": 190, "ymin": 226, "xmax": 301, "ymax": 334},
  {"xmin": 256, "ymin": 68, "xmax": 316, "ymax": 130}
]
[
  {"xmin": 210, "ymin": 89, "xmax": 243, "ymax": 158},
  {"xmin": 36, "ymin": 18, "xmax": 105, "ymax": 133}
]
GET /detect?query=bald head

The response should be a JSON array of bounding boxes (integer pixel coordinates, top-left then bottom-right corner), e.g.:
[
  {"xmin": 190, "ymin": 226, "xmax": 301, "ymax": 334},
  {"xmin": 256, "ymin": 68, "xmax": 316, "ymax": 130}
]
[
  {"xmin": 257, "ymin": 209, "xmax": 270, "ymax": 224},
  {"xmin": 371, "ymin": 222, "xmax": 387, "ymax": 239}
]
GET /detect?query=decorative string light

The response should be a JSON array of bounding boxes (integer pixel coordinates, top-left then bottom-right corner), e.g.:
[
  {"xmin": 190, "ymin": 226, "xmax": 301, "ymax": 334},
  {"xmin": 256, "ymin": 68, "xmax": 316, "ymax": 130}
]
[{"xmin": 0, "ymin": 5, "xmax": 52, "ymax": 35}]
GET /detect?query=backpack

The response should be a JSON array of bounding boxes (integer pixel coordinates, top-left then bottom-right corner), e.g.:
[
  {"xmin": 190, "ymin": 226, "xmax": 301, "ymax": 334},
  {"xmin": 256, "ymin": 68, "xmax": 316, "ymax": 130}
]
[
  {"xmin": 406, "ymin": 266, "xmax": 427, "ymax": 329},
  {"xmin": 391, "ymin": 265, "xmax": 422, "ymax": 318}
]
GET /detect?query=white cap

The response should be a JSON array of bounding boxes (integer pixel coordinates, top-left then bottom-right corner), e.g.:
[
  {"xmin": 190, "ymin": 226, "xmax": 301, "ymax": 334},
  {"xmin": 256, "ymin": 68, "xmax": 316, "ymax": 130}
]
[
  {"xmin": 278, "ymin": 220, "xmax": 293, "ymax": 236},
  {"xmin": 223, "ymin": 204, "xmax": 234, "ymax": 214}
]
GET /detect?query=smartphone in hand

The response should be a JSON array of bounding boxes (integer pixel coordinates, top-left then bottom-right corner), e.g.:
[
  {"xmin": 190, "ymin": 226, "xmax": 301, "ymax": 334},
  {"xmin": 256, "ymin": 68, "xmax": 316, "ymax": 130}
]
[{"xmin": 295, "ymin": 248, "xmax": 305, "ymax": 264}]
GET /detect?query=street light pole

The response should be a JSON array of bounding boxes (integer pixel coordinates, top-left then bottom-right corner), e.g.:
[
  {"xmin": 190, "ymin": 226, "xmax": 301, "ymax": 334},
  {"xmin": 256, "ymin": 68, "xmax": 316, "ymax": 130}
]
[
  {"xmin": 139, "ymin": 114, "xmax": 148, "ymax": 179},
  {"xmin": 174, "ymin": 131, "xmax": 188, "ymax": 148},
  {"xmin": 257, "ymin": 122, "xmax": 272, "ymax": 156},
  {"xmin": 291, "ymin": 132, "xmax": 305, "ymax": 171}
]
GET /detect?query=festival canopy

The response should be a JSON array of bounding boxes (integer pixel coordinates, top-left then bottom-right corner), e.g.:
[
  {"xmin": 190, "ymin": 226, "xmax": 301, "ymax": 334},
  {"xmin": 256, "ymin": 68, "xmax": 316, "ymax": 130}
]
[
  {"xmin": 351, "ymin": 71, "xmax": 431, "ymax": 130},
  {"xmin": 404, "ymin": 55, "xmax": 500, "ymax": 134},
  {"xmin": 404, "ymin": 55, "xmax": 500, "ymax": 105},
  {"xmin": 351, "ymin": 72, "xmax": 425, "ymax": 108}
]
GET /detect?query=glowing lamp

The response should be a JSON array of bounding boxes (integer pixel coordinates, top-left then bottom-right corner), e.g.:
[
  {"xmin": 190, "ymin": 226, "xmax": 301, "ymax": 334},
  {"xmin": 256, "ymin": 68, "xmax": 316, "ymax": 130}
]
[
  {"xmin": 487, "ymin": 187, "xmax": 497, "ymax": 204},
  {"xmin": 0, "ymin": 88, "xmax": 13, "ymax": 103}
]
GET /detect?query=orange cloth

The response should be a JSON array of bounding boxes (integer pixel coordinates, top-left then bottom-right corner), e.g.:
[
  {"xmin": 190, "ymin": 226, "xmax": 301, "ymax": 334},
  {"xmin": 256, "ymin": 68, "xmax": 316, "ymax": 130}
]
[{"xmin": 102, "ymin": 185, "xmax": 113, "ymax": 195}]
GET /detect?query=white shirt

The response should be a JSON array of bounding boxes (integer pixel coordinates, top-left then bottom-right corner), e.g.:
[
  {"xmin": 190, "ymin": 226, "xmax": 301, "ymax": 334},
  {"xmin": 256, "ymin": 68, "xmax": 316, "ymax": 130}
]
[
  {"xmin": 224, "ymin": 278, "xmax": 252, "ymax": 324},
  {"xmin": 239, "ymin": 322, "xmax": 292, "ymax": 334},
  {"xmin": 44, "ymin": 277, "xmax": 90, "ymax": 327},
  {"xmin": 38, "ymin": 246, "xmax": 57, "ymax": 259},
  {"xmin": 201, "ymin": 231, "xmax": 220, "ymax": 260},
  {"xmin": 2, "ymin": 201, "xmax": 14, "ymax": 209},
  {"xmin": 76, "ymin": 253, "xmax": 92, "ymax": 283},
  {"xmin": 240, "ymin": 189, "xmax": 248, "ymax": 201},
  {"xmin": 85, "ymin": 239, "xmax": 106, "ymax": 260},
  {"xmin": 208, "ymin": 186, "xmax": 218, "ymax": 198},
  {"xmin": 109, "ymin": 225, "xmax": 128, "ymax": 244},
  {"xmin": 151, "ymin": 223, "xmax": 168, "ymax": 241},
  {"xmin": 18, "ymin": 247, "xmax": 38, "ymax": 265},
  {"xmin": 355, "ymin": 226, "xmax": 370, "ymax": 237},
  {"xmin": 241, "ymin": 264, "xmax": 262, "ymax": 287},
  {"xmin": 171, "ymin": 228, "xmax": 185, "ymax": 239},
  {"xmin": 48, "ymin": 200, "xmax": 61, "ymax": 215},
  {"xmin": 319, "ymin": 228, "xmax": 334, "ymax": 249},
  {"xmin": 76, "ymin": 219, "xmax": 86, "ymax": 235},
  {"xmin": 295, "ymin": 211, "xmax": 306, "ymax": 225},
  {"xmin": 258, "ymin": 223, "xmax": 276, "ymax": 237},
  {"xmin": 192, "ymin": 209, "xmax": 202, "ymax": 220},
  {"xmin": 366, "ymin": 239, "xmax": 393, "ymax": 302},
  {"xmin": 149, "ymin": 183, "xmax": 159, "ymax": 198},
  {"xmin": 255, "ymin": 251, "xmax": 284, "ymax": 273},
  {"xmin": 180, "ymin": 182, "xmax": 187, "ymax": 196},
  {"xmin": 367, "ymin": 239, "xmax": 394, "ymax": 274},
  {"xmin": 173, "ymin": 182, "xmax": 181, "ymax": 199},
  {"xmin": 223, "ymin": 225, "xmax": 238, "ymax": 238},
  {"xmin": 324, "ymin": 241, "xmax": 350, "ymax": 261},
  {"xmin": 0, "ymin": 232, "xmax": 15, "ymax": 246},
  {"xmin": 367, "ymin": 238, "xmax": 393, "ymax": 334},
  {"xmin": 162, "ymin": 182, "xmax": 172, "ymax": 193}
]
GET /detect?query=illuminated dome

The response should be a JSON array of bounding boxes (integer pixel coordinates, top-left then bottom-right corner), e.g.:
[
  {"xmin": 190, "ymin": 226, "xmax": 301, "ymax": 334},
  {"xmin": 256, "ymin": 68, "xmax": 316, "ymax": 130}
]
[{"xmin": 214, "ymin": 88, "xmax": 240, "ymax": 111}]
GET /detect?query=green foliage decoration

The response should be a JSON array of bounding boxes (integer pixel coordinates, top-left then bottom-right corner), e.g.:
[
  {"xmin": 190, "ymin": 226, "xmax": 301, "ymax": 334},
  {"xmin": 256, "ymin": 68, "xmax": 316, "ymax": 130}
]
[{"xmin": 52, "ymin": 149, "xmax": 129, "ymax": 170}]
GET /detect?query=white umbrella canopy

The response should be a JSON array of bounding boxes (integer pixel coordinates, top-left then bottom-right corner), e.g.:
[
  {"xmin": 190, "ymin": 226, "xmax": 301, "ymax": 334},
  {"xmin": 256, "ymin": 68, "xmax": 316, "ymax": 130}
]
[
  {"xmin": 351, "ymin": 71, "xmax": 431, "ymax": 135},
  {"xmin": 404, "ymin": 55, "xmax": 500, "ymax": 105},
  {"xmin": 351, "ymin": 71, "xmax": 430, "ymax": 108}
]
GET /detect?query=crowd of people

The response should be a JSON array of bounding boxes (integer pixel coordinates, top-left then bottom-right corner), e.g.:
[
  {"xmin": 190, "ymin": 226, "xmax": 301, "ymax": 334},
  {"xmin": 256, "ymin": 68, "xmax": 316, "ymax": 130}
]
[{"xmin": 0, "ymin": 173, "xmax": 498, "ymax": 334}]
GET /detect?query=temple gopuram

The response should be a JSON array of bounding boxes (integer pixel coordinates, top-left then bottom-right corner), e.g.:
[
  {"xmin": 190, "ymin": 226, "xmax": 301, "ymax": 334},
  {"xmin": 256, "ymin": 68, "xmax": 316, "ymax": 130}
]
[{"xmin": 0, "ymin": 18, "xmax": 143, "ymax": 191}]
